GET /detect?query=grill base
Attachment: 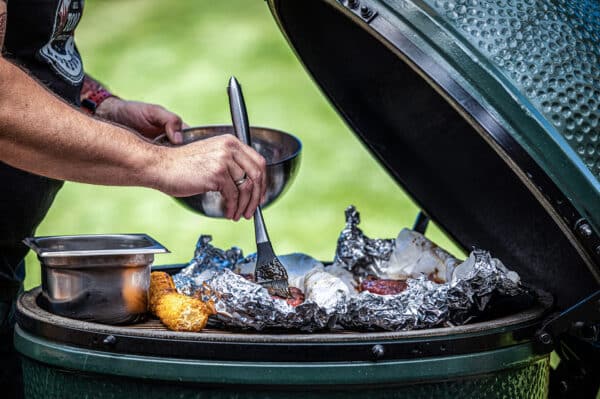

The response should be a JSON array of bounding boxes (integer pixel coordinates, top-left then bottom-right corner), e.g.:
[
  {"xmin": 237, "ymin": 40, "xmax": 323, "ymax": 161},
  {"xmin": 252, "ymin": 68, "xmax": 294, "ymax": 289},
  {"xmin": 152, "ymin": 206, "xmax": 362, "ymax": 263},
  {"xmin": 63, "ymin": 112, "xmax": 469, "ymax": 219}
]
[
  {"xmin": 22, "ymin": 355, "xmax": 549, "ymax": 399},
  {"xmin": 16, "ymin": 285, "xmax": 552, "ymax": 398}
]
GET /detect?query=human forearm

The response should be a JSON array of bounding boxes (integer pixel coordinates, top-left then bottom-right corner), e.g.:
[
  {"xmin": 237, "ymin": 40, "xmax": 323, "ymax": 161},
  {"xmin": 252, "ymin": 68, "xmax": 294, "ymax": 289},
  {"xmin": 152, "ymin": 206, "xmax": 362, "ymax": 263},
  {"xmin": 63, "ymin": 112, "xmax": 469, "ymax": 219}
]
[
  {"xmin": 0, "ymin": 58, "xmax": 268, "ymax": 219},
  {"xmin": 0, "ymin": 58, "xmax": 158, "ymax": 188},
  {"xmin": 81, "ymin": 74, "xmax": 186, "ymax": 143}
]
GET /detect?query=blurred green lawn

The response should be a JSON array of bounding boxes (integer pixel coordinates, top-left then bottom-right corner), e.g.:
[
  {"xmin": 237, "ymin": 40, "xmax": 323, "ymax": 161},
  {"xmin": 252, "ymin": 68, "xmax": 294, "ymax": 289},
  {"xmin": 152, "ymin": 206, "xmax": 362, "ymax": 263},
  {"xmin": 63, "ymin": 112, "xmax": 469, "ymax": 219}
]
[{"xmin": 24, "ymin": 0, "xmax": 463, "ymax": 289}]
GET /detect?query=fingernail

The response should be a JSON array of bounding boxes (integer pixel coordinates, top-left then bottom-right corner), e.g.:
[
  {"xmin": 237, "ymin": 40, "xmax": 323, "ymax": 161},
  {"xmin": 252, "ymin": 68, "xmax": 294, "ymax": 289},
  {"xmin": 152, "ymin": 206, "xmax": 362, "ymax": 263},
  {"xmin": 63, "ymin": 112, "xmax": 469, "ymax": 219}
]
[{"xmin": 174, "ymin": 131, "xmax": 183, "ymax": 144}]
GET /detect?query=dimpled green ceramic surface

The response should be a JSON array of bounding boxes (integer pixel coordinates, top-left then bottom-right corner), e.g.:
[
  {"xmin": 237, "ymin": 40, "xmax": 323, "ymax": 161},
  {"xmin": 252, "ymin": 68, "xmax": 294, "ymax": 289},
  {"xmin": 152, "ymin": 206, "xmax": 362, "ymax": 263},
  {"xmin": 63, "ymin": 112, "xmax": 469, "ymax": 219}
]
[
  {"xmin": 16, "ymin": 326, "xmax": 550, "ymax": 399},
  {"xmin": 379, "ymin": 0, "xmax": 600, "ymax": 231},
  {"xmin": 426, "ymin": 0, "xmax": 600, "ymax": 178}
]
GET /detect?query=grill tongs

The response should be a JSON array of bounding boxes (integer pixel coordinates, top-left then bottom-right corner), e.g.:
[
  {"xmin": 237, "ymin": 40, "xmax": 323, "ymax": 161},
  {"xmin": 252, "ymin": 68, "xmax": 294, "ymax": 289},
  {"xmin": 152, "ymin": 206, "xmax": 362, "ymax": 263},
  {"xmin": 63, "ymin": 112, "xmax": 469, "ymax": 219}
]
[{"xmin": 227, "ymin": 76, "xmax": 291, "ymax": 298}]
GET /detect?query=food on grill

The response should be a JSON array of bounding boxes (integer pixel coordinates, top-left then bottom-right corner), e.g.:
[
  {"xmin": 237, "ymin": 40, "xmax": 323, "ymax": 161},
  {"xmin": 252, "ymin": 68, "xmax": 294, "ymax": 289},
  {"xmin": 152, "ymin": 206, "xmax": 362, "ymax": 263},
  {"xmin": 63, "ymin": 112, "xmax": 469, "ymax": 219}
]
[
  {"xmin": 322, "ymin": 263, "xmax": 358, "ymax": 292},
  {"xmin": 303, "ymin": 268, "xmax": 350, "ymax": 310},
  {"xmin": 279, "ymin": 286, "xmax": 305, "ymax": 306},
  {"xmin": 237, "ymin": 253, "xmax": 320, "ymax": 307},
  {"xmin": 242, "ymin": 273, "xmax": 304, "ymax": 305},
  {"xmin": 236, "ymin": 253, "xmax": 323, "ymax": 289},
  {"xmin": 170, "ymin": 206, "xmax": 529, "ymax": 332},
  {"xmin": 383, "ymin": 229, "xmax": 460, "ymax": 282},
  {"xmin": 149, "ymin": 271, "xmax": 177, "ymax": 312},
  {"xmin": 334, "ymin": 207, "xmax": 460, "ymax": 283},
  {"xmin": 149, "ymin": 271, "xmax": 215, "ymax": 332},
  {"xmin": 359, "ymin": 275, "xmax": 408, "ymax": 295},
  {"xmin": 334, "ymin": 206, "xmax": 395, "ymax": 277}
]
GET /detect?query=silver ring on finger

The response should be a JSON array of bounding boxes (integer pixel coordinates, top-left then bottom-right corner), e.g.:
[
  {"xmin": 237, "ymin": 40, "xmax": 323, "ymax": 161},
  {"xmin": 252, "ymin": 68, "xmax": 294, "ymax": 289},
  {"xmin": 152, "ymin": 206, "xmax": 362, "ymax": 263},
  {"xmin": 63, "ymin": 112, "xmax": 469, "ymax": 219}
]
[{"xmin": 234, "ymin": 173, "xmax": 249, "ymax": 186}]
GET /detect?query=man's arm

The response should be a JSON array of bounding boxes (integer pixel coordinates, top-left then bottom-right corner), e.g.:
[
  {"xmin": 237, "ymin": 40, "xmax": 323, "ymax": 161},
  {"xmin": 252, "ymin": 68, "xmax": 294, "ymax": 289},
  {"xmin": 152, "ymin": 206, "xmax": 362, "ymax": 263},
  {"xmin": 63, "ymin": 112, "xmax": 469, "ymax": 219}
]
[
  {"xmin": 0, "ymin": 0, "xmax": 265, "ymax": 221},
  {"xmin": 0, "ymin": 58, "xmax": 266, "ymax": 220},
  {"xmin": 81, "ymin": 75, "xmax": 187, "ymax": 144}
]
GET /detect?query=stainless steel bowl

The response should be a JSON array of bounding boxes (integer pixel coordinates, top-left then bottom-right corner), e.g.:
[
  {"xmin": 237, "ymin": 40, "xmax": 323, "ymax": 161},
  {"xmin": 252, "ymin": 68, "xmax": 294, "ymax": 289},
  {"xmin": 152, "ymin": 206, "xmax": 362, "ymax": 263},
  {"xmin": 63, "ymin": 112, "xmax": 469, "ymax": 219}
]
[
  {"xmin": 24, "ymin": 234, "xmax": 169, "ymax": 325},
  {"xmin": 158, "ymin": 125, "xmax": 302, "ymax": 217}
]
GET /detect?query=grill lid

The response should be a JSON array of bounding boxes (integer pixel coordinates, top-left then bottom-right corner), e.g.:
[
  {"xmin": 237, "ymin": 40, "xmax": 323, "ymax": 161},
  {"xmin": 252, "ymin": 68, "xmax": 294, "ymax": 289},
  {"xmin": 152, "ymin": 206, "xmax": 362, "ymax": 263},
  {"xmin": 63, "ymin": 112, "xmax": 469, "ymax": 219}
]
[{"xmin": 267, "ymin": 0, "xmax": 600, "ymax": 309}]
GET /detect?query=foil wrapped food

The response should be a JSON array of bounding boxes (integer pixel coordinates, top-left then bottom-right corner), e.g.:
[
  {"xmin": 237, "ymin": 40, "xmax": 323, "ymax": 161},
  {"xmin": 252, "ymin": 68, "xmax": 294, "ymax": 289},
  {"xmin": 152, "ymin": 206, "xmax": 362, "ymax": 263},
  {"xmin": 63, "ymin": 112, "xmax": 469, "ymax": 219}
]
[
  {"xmin": 174, "ymin": 241, "xmax": 347, "ymax": 331},
  {"xmin": 173, "ymin": 235, "xmax": 244, "ymax": 296},
  {"xmin": 340, "ymin": 250, "xmax": 522, "ymax": 330},
  {"xmin": 335, "ymin": 206, "xmax": 460, "ymax": 282},
  {"xmin": 172, "ymin": 206, "xmax": 528, "ymax": 332},
  {"xmin": 333, "ymin": 206, "xmax": 395, "ymax": 276},
  {"xmin": 200, "ymin": 267, "xmax": 348, "ymax": 331}
]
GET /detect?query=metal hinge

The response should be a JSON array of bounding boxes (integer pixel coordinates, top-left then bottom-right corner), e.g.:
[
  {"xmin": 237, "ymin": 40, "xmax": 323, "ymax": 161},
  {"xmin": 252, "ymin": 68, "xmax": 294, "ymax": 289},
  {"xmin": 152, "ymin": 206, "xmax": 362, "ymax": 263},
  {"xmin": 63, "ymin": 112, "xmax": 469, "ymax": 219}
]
[
  {"xmin": 536, "ymin": 291, "xmax": 600, "ymax": 398},
  {"xmin": 536, "ymin": 290, "xmax": 600, "ymax": 346}
]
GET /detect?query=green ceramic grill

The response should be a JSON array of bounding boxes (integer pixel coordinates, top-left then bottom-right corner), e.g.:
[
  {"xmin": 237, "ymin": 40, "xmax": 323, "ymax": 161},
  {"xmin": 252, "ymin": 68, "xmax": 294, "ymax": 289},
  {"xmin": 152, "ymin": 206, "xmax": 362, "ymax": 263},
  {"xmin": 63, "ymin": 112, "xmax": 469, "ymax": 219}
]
[{"xmin": 15, "ymin": 0, "xmax": 599, "ymax": 398}]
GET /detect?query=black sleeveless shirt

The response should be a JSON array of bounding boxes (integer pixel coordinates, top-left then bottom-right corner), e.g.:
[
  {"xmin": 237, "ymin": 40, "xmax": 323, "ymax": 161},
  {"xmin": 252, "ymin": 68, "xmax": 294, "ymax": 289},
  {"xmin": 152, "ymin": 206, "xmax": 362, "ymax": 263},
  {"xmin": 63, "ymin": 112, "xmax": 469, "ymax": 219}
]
[{"xmin": 0, "ymin": 0, "xmax": 84, "ymax": 290}]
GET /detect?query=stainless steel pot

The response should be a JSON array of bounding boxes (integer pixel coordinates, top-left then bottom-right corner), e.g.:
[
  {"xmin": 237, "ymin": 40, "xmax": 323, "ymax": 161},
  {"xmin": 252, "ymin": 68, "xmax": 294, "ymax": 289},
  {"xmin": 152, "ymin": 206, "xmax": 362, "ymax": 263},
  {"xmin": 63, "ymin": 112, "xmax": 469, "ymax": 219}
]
[
  {"xmin": 157, "ymin": 125, "xmax": 302, "ymax": 217},
  {"xmin": 24, "ymin": 234, "xmax": 169, "ymax": 325}
]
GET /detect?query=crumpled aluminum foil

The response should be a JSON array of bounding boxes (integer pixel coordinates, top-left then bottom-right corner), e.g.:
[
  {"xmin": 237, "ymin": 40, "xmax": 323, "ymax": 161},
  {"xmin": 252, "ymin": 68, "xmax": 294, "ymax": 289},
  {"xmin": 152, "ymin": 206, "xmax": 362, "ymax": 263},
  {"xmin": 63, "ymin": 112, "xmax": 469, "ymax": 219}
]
[
  {"xmin": 173, "ymin": 207, "xmax": 527, "ymax": 332},
  {"xmin": 333, "ymin": 205, "xmax": 395, "ymax": 277},
  {"xmin": 173, "ymin": 235, "xmax": 244, "ymax": 296},
  {"xmin": 200, "ymin": 268, "xmax": 346, "ymax": 331},
  {"xmin": 173, "ymin": 237, "xmax": 347, "ymax": 331},
  {"xmin": 340, "ymin": 250, "xmax": 524, "ymax": 330}
]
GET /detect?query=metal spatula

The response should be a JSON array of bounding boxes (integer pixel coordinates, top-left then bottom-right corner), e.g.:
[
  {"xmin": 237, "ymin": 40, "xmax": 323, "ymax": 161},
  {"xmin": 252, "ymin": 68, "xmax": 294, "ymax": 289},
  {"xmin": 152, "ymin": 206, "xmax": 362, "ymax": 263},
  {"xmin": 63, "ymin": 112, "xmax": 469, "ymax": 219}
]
[{"xmin": 227, "ymin": 77, "xmax": 291, "ymax": 298}]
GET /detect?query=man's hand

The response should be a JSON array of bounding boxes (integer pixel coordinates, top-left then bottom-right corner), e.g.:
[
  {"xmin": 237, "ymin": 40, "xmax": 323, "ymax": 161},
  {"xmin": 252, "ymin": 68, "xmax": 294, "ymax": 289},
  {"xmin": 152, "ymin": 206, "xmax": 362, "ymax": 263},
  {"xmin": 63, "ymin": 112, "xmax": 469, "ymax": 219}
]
[
  {"xmin": 96, "ymin": 97, "xmax": 187, "ymax": 144},
  {"xmin": 0, "ymin": 59, "xmax": 267, "ymax": 221},
  {"xmin": 153, "ymin": 134, "xmax": 267, "ymax": 220}
]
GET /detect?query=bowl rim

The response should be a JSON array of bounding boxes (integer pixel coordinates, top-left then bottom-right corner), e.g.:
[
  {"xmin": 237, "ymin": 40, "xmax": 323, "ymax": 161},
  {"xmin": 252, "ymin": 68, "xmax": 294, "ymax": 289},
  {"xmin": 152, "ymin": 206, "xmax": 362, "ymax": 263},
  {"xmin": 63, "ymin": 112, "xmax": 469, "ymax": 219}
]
[{"xmin": 178, "ymin": 125, "xmax": 303, "ymax": 167}]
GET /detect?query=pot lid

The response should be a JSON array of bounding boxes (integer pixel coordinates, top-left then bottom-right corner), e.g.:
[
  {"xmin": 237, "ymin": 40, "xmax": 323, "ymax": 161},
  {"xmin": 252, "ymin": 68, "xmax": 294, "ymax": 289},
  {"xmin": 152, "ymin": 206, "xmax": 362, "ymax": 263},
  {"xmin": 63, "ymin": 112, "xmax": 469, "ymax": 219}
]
[{"xmin": 267, "ymin": 0, "xmax": 600, "ymax": 309}]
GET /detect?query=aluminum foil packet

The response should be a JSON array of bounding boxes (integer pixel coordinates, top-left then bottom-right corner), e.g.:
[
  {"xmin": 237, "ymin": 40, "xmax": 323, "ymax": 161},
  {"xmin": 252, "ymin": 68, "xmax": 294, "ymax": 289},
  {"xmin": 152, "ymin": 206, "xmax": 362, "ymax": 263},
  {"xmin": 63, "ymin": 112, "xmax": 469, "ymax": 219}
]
[
  {"xmin": 200, "ymin": 268, "xmax": 347, "ymax": 331},
  {"xmin": 334, "ymin": 206, "xmax": 459, "ymax": 282},
  {"xmin": 333, "ymin": 205, "xmax": 395, "ymax": 276},
  {"xmin": 340, "ymin": 249, "xmax": 524, "ymax": 330},
  {"xmin": 173, "ymin": 237, "xmax": 348, "ymax": 331},
  {"xmin": 173, "ymin": 207, "xmax": 527, "ymax": 332},
  {"xmin": 173, "ymin": 235, "xmax": 244, "ymax": 296}
]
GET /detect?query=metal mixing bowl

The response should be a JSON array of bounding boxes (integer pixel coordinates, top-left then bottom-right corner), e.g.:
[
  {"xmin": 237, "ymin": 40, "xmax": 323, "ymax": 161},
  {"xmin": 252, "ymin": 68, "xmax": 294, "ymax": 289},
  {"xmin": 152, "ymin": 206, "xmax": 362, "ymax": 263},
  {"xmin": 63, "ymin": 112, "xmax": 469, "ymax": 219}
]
[{"xmin": 159, "ymin": 125, "xmax": 302, "ymax": 217}]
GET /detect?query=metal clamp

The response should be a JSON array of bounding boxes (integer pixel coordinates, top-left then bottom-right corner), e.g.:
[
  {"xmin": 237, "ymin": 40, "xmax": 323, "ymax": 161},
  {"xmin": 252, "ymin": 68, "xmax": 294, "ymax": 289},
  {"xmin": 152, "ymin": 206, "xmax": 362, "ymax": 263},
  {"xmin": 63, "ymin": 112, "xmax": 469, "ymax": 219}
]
[
  {"xmin": 536, "ymin": 290, "xmax": 600, "ymax": 346},
  {"xmin": 536, "ymin": 290, "xmax": 600, "ymax": 398}
]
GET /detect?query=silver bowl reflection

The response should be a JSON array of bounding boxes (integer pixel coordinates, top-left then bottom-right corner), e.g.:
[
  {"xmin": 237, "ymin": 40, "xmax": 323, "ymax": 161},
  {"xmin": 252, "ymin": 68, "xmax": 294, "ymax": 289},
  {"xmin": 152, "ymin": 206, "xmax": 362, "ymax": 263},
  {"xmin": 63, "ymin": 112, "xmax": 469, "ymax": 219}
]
[{"xmin": 160, "ymin": 125, "xmax": 301, "ymax": 217}]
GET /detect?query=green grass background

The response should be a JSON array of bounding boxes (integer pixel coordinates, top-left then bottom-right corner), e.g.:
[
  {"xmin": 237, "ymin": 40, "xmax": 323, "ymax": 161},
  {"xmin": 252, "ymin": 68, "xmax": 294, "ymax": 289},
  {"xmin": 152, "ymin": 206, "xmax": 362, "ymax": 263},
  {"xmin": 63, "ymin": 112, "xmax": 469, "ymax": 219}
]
[{"xmin": 24, "ymin": 0, "xmax": 463, "ymax": 289}]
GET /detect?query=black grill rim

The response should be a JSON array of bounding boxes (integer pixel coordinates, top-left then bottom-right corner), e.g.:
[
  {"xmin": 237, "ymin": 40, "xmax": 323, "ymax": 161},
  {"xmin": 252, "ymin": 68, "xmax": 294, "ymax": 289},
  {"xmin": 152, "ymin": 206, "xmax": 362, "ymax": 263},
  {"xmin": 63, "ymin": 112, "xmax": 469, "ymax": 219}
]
[{"xmin": 16, "ymin": 287, "xmax": 552, "ymax": 362}]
